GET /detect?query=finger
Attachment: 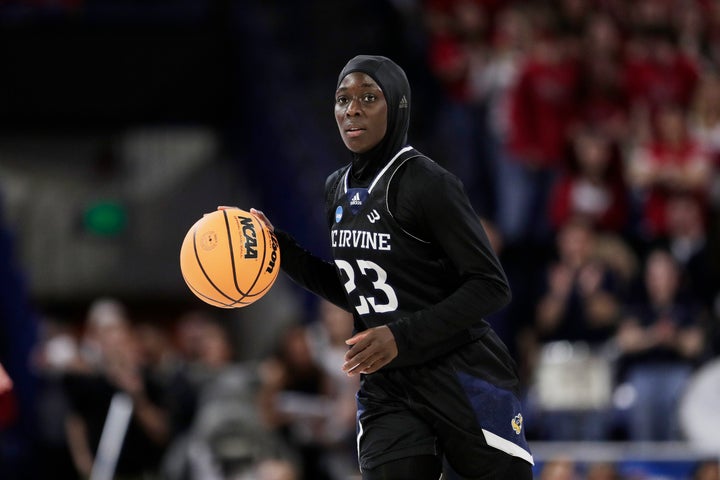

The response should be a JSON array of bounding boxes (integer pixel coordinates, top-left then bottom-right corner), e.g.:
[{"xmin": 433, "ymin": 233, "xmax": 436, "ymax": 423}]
[
  {"xmin": 217, "ymin": 205, "xmax": 238, "ymax": 210},
  {"xmin": 359, "ymin": 359, "xmax": 380, "ymax": 375},
  {"xmin": 344, "ymin": 344, "xmax": 385, "ymax": 373},
  {"xmin": 250, "ymin": 208, "xmax": 275, "ymax": 232},
  {"xmin": 345, "ymin": 330, "xmax": 369, "ymax": 347},
  {"xmin": 362, "ymin": 352, "xmax": 394, "ymax": 374},
  {"xmin": 345, "ymin": 355, "xmax": 373, "ymax": 376},
  {"xmin": 343, "ymin": 349, "xmax": 365, "ymax": 372},
  {"xmin": 348, "ymin": 350, "xmax": 389, "ymax": 376},
  {"xmin": 343, "ymin": 345, "xmax": 372, "ymax": 373},
  {"xmin": 344, "ymin": 338, "xmax": 371, "ymax": 363}
]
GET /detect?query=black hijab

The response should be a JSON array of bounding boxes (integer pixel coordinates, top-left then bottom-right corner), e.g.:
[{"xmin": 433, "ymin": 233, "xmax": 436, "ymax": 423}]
[{"xmin": 337, "ymin": 55, "xmax": 411, "ymax": 185}]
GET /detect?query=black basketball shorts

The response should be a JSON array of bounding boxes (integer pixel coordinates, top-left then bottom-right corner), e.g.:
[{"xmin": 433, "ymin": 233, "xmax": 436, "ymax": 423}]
[{"xmin": 355, "ymin": 336, "xmax": 534, "ymax": 476}]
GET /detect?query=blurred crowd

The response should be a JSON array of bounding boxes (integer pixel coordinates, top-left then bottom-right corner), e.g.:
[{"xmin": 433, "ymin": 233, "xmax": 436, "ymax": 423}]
[
  {"xmin": 422, "ymin": 0, "xmax": 720, "ymax": 447},
  {"xmin": 10, "ymin": 297, "xmax": 359, "ymax": 480},
  {"xmin": 2, "ymin": 0, "xmax": 720, "ymax": 479}
]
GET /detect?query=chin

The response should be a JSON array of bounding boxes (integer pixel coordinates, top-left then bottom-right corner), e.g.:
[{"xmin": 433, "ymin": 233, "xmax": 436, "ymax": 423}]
[{"xmin": 344, "ymin": 141, "xmax": 369, "ymax": 154}]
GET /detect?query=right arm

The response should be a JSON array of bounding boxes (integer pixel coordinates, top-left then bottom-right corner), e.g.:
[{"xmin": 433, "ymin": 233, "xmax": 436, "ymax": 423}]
[{"xmin": 250, "ymin": 209, "xmax": 350, "ymax": 311}]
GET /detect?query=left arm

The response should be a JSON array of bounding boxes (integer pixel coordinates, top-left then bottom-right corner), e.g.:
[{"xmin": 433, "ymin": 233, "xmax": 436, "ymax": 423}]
[
  {"xmin": 385, "ymin": 169, "xmax": 511, "ymax": 354},
  {"xmin": 343, "ymin": 167, "xmax": 511, "ymax": 374}
]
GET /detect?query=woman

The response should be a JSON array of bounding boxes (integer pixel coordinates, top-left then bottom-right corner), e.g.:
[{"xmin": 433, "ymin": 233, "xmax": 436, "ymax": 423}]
[{"xmin": 251, "ymin": 55, "xmax": 533, "ymax": 480}]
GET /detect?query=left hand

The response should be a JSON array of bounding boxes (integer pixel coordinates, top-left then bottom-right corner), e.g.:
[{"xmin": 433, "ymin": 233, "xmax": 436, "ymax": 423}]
[{"xmin": 343, "ymin": 326, "xmax": 398, "ymax": 376}]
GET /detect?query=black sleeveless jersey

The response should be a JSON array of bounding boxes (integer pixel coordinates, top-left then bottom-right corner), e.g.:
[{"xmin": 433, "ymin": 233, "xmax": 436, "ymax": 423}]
[
  {"xmin": 329, "ymin": 146, "xmax": 461, "ymax": 327},
  {"xmin": 325, "ymin": 146, "xmax": 505, "ymax": 366}
]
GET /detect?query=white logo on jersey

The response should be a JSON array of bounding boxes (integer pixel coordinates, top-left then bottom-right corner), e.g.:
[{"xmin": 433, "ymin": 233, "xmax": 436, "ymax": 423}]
[
  {"xmin": 350, "ymin": 192, "xmax": 362, "ymax": 206},
  {"xmin": 331, "ymin": 229, "xmax": 391, "ymax": 251},
  {"xmin": 367, "ymin": 209, "xmax": 380, "ymax": 223}
]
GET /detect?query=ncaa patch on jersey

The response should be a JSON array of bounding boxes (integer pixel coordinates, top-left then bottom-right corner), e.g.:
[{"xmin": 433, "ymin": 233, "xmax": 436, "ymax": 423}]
[{"xmin": 335, "ymin": 206, "xmax": 343, "ymax": 223}]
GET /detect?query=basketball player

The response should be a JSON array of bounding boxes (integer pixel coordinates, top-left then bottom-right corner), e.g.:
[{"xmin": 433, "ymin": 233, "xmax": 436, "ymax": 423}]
[{"xmin": 250, "ymin": 55, "xmax": 533, "ymax": 479}]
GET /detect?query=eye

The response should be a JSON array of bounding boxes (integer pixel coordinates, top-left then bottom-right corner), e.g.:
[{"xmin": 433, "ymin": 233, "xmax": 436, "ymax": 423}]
[
  {"xmin": 362, "ymin": 93, "xmax": 376, "ymax": 103},
  {"xmin": 336, "ymin": 95, "xmax": 348, "ymax": 106}
]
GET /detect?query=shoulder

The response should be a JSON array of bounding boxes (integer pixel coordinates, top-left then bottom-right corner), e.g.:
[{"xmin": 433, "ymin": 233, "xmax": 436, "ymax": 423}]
[
  {"xmin": 325, "ymin": 165, "xmax": 350, "ymax": 196},
  {"xmin": 394, "ymin": 149, "xmax": 455, "ymax": 185},
  {"xmin": 397, "ymin": 150, "xmax": 452, "ymax": 179},
  {"xmin": 390, "ymin": 150, "xmax": 466, "ymax": 210}
]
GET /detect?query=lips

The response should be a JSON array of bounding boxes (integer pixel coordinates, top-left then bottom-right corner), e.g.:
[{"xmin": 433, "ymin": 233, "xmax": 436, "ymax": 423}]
[{"xmin": 345, "ymin": 126, "xmax": 366, "ymax": 138}]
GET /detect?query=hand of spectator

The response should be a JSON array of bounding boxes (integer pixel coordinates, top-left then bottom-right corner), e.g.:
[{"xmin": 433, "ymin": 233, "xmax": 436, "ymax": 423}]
[
  {"xmin": 616, "ymin": 320, "xmax": 649, "ymax": 353},
  {"xmin": 106, "ymin": 358, "xmax": 145, "ymax": 397},
  {"xmin": 343, "ymin": 326, "xmax": 398, "ymax": 376},
  {"xmin": 677, "ymin": 326, "xmax": 704, "ymax": 359},
  {"xmin": 549, "ymin": 263, "xmax": 574, "ymax": 298},
  {"xmin": 652, "ymin": 315, "xmax": 678, "ymax": 346},
  {"xmin": 578, "ymin": 262, "xmax": 604, "ymax": 297},
  {"xmin": 0, "ymin": 363, "xmax": 12, "ymax": 394}
]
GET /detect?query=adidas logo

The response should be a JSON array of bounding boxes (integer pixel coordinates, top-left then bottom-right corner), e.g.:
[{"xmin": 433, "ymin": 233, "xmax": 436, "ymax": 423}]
[
  {"xmin": 350, "ymin": 192, "xmax": 362, "ymax": 206},
  {"xmin": 399, "ymin": 95, "xmax": 408, "ymax": 109}
]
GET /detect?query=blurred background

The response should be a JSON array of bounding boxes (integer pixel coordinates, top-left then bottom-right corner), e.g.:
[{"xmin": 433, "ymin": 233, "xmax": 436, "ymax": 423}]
[{"xmin": 1, "ymin": 0, "xmax": 720, "ymax": 479}]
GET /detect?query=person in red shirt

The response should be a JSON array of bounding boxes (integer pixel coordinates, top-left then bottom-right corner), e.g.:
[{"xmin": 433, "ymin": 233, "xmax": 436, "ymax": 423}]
[
  {"xmin": 623, "ymin": 25, "xmax": 700, "ymax": 140},
  {"xmin": 626, "ymin": 102, "xmax": 712, "ymax": 240},
  {"xmin": 507, "ymin": 28, "xmax": 580, "ymax": 170},
  {"xmin": 576, "ymin": 12, "xmax": 630, "ymax": 145},
  {"xmin": 548, "ymin": 128, "xmax": 629, "ymax": 234},
  {"xmin": 496, "ymin": 24, "xmax": 581, "ymax": 244}
]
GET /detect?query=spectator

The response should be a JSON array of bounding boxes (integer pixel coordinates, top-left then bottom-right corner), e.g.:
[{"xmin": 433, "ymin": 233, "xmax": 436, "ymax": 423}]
[
  {"xmin": 622, "ymin": 23, "xmax": 700, "ymax": 120},
  {"xmin": 626, "ymin": 102, "xmax": 712, "ymax": 241},
  {"xmin": 673, "ymin": 0, "xmax": 707, "ymax": 62},
  {"xmin": 244, "ymin": 458, "xmax": 300, "ymax": 480},
  {"xmin": 473, "ymin": 4, "xmax": 533, "ymax": 221},
  {"xmin": 257, "ymin": 323, "xmax": 335, "ymax": 480},
  {"xmin": 586, "ymin": 461, "xmax": 624, "ymax": 480},
  {"xmin": 162, "ymin": 311, "xmax": 296, "ymax": 480},
  {"xmin": 134, "ymin": 319, "xmax": 197, "ymax": 442},
  {"xmin": 0, "ymin": 364, "xmax": 12, "ymax": 395},
  {"xmin": 497, "ymin": 15, "xmax": 581, "ymax": 245},
  {"xmin": 548, "ymin": 128, "xmax": 629, "ymax": 234},
  {"xmin": 701, "ymin": 1, "xmax": 720, "ymax": 68},
  {"xmin": 535, "ymin": 219, "xmax": 622, "ymax": 346},
  {"xmin": 305, "ymin": 300, "xmax": 360, "ymax": 480},
  {"xmin": 689, "ymin": 72, "xmax": 720, "ymax": 166},
  {"xmin": 688, "ymin": 71, "xmax": 720, "ymax": 215},
  {"xmin": 538, "ymin": 456, "xmax": 579, "ymax": 480},
  {"xmin": 62, "ymin": 298, "xmax": 170, "ymax": 479},
  {"xmin": 662, "ymin": 193, "xmax": 718, "ymax": 312},
  {"xmin": 693, "ymin": 459, "xmax": 720, "ymax": 480},
  {"xmin": 30, "ymin": 316, "xmax": 82, "ymax": 480},
  {"xmin": 424, "ymin": 0, "xmax": 498, "ymax": 214},
  {"xmin": 615, "ymin": 249, "xmax": 706, "ymax": 440},
  {"xmin": 0, "ymin": 191, "xmax": 38, "ymax": 479},
  {"xmin": 576, "ymin": 12, "xmax": 630, "ymax": 145},
  {"xmin": 472, "ymin": 3, "xmax": 532, "ymax": 147},
  {"xmin": 531, "ymin": 219, "xmax": 621, "ymax": 440}
]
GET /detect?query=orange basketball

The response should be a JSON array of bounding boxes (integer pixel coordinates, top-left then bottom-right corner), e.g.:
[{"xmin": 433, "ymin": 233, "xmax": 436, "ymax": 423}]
[{"xmin": 180, "ymin": 208, "xmax": 280, "ymax": 308}]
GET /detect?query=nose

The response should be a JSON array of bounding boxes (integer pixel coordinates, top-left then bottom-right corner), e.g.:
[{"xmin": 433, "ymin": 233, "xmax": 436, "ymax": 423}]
[{"xmin": 346, "ymin": 97, "xmax": 362, "ymax": 116}]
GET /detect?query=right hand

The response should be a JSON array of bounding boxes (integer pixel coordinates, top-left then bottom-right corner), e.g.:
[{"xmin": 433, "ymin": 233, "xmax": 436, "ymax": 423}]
[
  {"xmin": 216, "ymin": 206, "xmax": 274, "ymax": 232},
  {"xmin": 250, "ymin": 208, "xmax": 275, "ymax": 232}
]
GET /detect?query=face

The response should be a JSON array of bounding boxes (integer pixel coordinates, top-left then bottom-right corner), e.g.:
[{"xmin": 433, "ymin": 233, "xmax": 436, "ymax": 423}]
[
  {"xmin": 335, "ymin": 72, "xmax": 388, "ymax": 153},
  {"xmin": 645, "ymin": 250, "xmax": 679, "ymax": 303},
  {"xmin": 574, "ymin": 133, "xmax": 610, "ymax": 175}
]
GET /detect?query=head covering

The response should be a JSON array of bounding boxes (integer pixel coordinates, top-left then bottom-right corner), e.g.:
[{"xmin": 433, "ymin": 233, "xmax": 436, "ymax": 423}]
[{"xmin": 337, "ymin": 55, "xmax": 411, "ymax": 185}]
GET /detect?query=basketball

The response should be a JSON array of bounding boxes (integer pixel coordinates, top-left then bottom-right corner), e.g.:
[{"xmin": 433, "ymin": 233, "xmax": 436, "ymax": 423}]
[{"xmin": 180, "ymin": 208, "xmax": 280, "ymax": 308}]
